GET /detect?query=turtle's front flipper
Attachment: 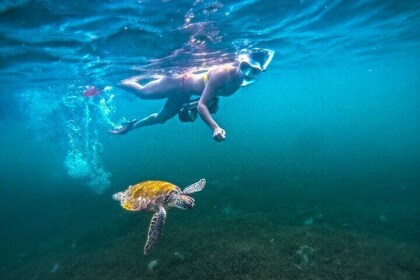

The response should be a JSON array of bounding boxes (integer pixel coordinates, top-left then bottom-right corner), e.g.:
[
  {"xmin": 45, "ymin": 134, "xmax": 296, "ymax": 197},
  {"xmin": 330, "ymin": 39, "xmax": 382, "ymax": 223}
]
[
  {"xmin": 181, "ymin": 179, "xmax": 206, "ymax": 194},
  {"xmin": 144, "ymin": 205, "xmax": 166, "ymax": 254}
]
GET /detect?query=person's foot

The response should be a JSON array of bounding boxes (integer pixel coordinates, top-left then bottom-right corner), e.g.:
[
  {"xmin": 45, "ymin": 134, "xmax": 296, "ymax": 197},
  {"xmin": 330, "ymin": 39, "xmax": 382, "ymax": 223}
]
[{"xmin": 109, "ymin": 119, "xmax": 137, "ymax": 135}]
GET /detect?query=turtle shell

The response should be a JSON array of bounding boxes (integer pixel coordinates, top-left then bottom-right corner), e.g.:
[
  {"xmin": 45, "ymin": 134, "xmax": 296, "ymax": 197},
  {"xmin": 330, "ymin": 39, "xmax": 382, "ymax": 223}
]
[{"xmin": 120, "ymin": 181, "xmax": 180, "ymax": 211}]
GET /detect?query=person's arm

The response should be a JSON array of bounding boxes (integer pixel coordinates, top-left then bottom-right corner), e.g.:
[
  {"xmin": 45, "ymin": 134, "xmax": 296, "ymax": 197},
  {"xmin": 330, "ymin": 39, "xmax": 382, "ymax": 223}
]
[{"xmin": 197, "ymin": 72, "xmax": 227, "ymax": 142}]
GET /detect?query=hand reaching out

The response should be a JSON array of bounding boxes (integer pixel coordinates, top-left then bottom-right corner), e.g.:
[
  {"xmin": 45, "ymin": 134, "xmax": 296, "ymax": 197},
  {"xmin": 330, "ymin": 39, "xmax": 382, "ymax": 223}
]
[{"xmin": 213, "ymin": 127, "xmax": 226, "ymax": 142}]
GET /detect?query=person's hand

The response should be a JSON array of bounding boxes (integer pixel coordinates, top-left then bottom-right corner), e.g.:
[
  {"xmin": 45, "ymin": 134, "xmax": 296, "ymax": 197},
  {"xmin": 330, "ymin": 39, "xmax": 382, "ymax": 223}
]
[
  {"xmin": 109, "ymin": 119, "xmax": 137, "ymax": 135},
  {"xmin": 213, "ymin": 127, "xmax": 226, "ymax": 142}
]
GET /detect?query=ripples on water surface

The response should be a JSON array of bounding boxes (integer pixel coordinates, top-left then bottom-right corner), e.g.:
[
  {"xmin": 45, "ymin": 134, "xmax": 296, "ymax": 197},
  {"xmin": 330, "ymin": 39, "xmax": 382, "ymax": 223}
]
[
  {"xmin": 1, "ymin": 0, "xmax": 419, "ymax": 86},
  {"xmin": 0, "ymin": 1, "xmax": 419, "ymax": 279}
]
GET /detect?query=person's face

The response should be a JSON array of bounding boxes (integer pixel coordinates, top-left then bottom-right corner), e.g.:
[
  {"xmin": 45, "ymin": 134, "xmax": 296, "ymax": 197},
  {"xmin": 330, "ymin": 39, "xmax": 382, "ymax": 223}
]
[{"xmin": 239, "ymin": 61, "xmax": 262, "ymax": 79}]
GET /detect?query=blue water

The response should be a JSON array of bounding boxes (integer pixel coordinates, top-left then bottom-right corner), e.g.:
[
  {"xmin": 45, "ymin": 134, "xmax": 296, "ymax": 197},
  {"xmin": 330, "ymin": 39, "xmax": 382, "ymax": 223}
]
[{"xmin": 1, "ymin": 1, "xmax": 419, "ymax": 279}]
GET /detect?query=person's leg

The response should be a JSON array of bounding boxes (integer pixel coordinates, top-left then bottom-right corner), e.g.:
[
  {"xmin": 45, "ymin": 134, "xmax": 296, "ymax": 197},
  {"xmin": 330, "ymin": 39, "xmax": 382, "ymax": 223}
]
[
  {"xmin": 110, "ymin": 98, "xmax": 180, "ymax": 135},
  {"xmin": 130, "ymin": 97, "xmax": 182, "ymax": 130},
  {"xmin": 121, "ymin": 76, "xmax": 182, "ymax": 100}
]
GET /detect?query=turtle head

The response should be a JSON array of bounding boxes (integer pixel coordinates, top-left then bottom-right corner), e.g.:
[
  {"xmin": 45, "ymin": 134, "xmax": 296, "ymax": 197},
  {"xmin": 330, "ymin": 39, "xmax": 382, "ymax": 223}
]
[
  {"xmin": 112, "ymin": 192, "xmax": 124, "ymax": 202},
  {"xmin": 170, "ymin": 195, "xmax": 195, "ymax": 210}
]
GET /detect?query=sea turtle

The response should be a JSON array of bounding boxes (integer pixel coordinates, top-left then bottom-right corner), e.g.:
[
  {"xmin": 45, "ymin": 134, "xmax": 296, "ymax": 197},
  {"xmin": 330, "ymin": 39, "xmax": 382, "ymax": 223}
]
[{"xmin": 113, "ymin": 178, "xmax": 206, "ymax": 254}]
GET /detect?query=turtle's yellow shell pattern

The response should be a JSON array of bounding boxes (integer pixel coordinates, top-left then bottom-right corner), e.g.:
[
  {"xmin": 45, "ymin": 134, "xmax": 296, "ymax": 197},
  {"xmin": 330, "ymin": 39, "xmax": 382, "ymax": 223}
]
[{"xmin": 121, "ymin": 181, "xmax": 179, "ymax": 211}]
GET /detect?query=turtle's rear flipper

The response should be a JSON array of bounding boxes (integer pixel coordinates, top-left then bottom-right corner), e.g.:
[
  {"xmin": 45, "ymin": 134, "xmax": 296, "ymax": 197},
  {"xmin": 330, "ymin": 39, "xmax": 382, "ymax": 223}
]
[
  {"xmin": 144, "ymin": 206, "xmax": 166, "ymax": 254},
  {"xmin": 182, "ymin": 179, "xmax": 206, "ymax": 194}
]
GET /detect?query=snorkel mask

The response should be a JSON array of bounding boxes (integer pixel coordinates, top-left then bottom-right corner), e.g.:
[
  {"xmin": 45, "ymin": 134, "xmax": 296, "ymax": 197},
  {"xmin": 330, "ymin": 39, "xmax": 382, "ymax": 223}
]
[{"xmin": 238, "ymin": 48, "xmax": 275, "ymax": 87}]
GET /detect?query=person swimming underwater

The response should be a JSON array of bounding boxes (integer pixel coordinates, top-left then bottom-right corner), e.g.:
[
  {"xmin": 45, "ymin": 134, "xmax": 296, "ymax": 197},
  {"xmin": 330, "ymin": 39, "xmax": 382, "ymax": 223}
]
[{"xmin": 110, "ymin": 48, "xmax": 274, "ymax": 142}]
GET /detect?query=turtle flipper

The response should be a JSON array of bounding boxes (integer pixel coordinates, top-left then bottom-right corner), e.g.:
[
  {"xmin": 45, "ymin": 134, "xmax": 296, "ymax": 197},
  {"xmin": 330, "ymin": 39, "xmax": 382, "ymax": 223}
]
[
  {"xmin": 144, "ymin": 205, "xmax": 166, "ymax": 254},
  {"xmin": 181, "ymin": 179, "xmax": 206, "ymax": 194}
]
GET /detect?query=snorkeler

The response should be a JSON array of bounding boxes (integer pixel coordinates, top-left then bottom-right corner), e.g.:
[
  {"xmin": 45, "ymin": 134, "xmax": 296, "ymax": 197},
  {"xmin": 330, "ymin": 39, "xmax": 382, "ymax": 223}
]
[{"xmin": 110, "ymin": 48, "xmax": 274, "ymax": 142}]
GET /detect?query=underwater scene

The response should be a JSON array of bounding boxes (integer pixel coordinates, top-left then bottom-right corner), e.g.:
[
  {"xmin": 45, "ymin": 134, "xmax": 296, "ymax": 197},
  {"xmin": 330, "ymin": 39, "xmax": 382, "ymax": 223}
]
[{"xmin": 0, "ymin": 0, "xmax": 419, "ymax": 279}]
